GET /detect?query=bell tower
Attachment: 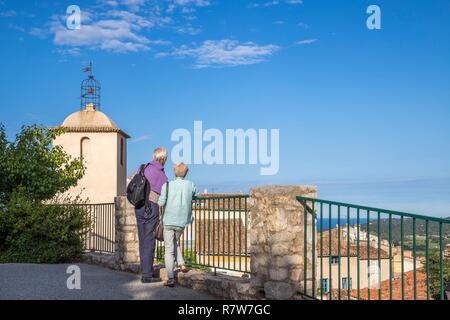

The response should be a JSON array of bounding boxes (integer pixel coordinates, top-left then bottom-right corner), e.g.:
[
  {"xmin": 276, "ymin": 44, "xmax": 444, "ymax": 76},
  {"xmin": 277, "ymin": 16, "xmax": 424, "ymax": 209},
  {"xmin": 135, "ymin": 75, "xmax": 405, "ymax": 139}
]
[{"xmin": 52, "ymin": 64, "xmax": 130, "ymax": 203}]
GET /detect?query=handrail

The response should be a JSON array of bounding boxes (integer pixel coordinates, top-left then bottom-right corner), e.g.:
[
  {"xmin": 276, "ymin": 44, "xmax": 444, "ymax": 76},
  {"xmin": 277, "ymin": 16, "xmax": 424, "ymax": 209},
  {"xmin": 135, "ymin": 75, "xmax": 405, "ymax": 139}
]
[
  {"xmin": 297, "ymin": 196, "xmax": 450, "ymax": 224},
  {"xmin": 298, "ymin": 196, "xmax": 450, "ymax": 300},
  {"xmin": 194, "ymin": 195, "xmax": 249, "ymax": 200}
]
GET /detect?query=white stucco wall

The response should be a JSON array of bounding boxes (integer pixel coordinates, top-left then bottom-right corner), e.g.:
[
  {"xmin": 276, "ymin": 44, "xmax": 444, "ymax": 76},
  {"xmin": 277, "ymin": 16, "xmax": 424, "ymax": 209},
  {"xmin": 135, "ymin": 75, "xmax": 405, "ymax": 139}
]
[
  {"xmin": 116, "ymin": 134, "xmax": 127, "ymax": 198},
  {"xmin": 53, "ymin": 131, "xmax": 127, "ymax": 204},
  {"xmin": 317, "ymin": 257, "xmax": 391, "ymax": 291}
]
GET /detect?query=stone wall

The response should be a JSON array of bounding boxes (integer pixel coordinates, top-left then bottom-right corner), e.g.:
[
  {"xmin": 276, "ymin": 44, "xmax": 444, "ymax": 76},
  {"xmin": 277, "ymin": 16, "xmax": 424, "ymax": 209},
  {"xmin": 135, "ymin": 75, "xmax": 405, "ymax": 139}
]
[
  {"xmin": 249, "ymin": 185, "xmax": 317, "ymax": 300},
  {"xmin": 161, "ymin": 269, "xmax": 262, "ymax": 300},
  {"xmin": 84, "ymin": 197, "xmax": 144, "ymax": 273},
  {"xmin": 84, "ymin": 187, "xmax": 317, "ymax": 300},
  {"xmin": 114, "ymin": 196, "xmax": 140, "ymax": 273}
]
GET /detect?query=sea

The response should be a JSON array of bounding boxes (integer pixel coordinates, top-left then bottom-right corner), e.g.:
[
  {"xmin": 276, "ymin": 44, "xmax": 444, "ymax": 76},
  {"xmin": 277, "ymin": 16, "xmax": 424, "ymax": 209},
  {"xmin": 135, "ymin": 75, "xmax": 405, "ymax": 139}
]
[{"xmin": 316, "ymin": 218, "xmax": 368, "ymax": 231}]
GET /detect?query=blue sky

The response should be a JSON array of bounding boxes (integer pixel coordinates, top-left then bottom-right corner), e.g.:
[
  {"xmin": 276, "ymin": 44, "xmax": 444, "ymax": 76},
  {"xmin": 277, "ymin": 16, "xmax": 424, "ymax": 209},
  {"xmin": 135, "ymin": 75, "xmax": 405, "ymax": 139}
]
[{"xmin": 1, "ymin": 0, "xmax": 450, "ymax": 215}]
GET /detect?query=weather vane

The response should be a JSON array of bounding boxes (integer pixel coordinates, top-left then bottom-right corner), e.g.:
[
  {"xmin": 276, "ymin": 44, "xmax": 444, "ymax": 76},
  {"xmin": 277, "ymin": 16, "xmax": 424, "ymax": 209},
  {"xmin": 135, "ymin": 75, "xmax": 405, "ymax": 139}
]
[{"xmin": 83, "ymin": 61, "xmax": 93, "ymax": 75}]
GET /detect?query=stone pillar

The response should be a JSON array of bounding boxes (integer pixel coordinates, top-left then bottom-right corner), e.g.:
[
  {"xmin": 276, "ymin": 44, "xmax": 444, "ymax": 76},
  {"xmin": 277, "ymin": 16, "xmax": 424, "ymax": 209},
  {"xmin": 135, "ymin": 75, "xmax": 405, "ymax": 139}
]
[
  {"xmin": 249, "ymin": 185, "xmax": 317, "ymax": 300},
  {"xmin": 115, "ymin": 196, "xmax": 140, "ymax": 272}
]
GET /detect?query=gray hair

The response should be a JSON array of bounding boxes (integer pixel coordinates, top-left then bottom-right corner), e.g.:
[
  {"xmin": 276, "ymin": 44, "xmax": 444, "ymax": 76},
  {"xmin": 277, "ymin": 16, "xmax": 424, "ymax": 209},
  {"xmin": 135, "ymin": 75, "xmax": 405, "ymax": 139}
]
[
  {"xmin": 174, "ymin": 162, "xmax": 189, "ymax": 178},
  {"xmin": 153, "ymin": 147, "xmax": 167, "ymax": 162}
]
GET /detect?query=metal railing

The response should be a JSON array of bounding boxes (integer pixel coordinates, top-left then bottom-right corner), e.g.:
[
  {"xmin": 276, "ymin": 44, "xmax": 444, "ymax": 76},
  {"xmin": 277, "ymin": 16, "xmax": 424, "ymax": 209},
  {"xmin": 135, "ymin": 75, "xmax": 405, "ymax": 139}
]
[
  {"xmin": 81, "ymin": 203, "xmax": 115, "ymax": 253},
  {"xmin": 50, "ymin": 203, "xmax": 115, "ymax": 253},
  {"xmin": 156, "ymin": 195, "xmax": 250, "ymax": 274},
  {"xmin": 298, "ymin": 196, "xmax": 450, "ymax": 300}
]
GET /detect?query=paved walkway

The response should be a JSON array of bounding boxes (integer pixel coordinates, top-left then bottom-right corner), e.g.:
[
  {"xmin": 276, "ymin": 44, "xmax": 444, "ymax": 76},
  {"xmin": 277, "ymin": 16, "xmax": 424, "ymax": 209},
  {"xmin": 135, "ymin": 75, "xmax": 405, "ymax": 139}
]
[{"xmin": 0, "ymin": 263, "xmax": 214, "ymax": 300}]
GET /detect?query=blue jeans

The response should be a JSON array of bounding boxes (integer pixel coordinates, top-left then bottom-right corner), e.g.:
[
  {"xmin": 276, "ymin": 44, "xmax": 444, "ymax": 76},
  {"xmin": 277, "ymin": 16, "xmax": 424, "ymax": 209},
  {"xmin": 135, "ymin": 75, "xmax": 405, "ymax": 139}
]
[
  {"xmin": 135, "ymin": 202, "xmax": 159, "ymax": 278},
  {"xmin": 163, "ymin": 226, "xmax": 185, "ymax": 279}
]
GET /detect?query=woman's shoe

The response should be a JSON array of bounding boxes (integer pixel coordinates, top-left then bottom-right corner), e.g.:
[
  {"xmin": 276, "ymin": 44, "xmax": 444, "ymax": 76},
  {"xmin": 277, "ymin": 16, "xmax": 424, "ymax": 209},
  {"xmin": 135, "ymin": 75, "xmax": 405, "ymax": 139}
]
[{"xmin": 164, "ymin": 279, "xmax": 175, "ymax": 288}]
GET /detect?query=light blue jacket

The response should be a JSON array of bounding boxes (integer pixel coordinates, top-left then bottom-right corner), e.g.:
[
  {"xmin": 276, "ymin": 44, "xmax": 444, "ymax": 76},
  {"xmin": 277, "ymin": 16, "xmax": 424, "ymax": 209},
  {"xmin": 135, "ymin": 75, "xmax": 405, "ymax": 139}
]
[{"xmin": 158, "ymin": 177, "xmax": 197, "ymax": 228}]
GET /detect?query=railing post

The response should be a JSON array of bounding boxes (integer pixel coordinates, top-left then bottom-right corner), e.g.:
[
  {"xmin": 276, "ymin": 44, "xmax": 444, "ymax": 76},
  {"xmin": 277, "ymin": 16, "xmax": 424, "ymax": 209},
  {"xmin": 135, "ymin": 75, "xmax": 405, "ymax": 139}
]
[{"xmin": 249, "ymin": 185, "xmax": 317, "ymax": 300}]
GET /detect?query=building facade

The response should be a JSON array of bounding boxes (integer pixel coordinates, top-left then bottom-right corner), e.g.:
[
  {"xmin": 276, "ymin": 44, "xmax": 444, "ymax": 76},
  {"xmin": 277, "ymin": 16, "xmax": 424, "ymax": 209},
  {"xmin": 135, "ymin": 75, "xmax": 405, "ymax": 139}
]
[{"xmin": 52, "ymin": 73, "xmax": 130, "ymax": 204}]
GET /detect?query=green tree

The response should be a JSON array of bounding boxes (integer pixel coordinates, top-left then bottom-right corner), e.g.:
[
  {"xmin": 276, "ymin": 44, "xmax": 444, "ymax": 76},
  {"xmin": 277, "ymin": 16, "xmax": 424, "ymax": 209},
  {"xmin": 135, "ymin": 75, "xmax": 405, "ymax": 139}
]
[
  {"xmin": 0, "ymin": 124, "xmax": 89, "ymax": 263},
  {"xmin": 0, "ymin": 124, "xmax": 7, "ymax": 203},
  {"xmin": 1, "ymin": 125, "xmax": 84, "ymax": 202},
  {"xmin": 428, "ymin": 253, "xmax": 450, "ymax": 300}
]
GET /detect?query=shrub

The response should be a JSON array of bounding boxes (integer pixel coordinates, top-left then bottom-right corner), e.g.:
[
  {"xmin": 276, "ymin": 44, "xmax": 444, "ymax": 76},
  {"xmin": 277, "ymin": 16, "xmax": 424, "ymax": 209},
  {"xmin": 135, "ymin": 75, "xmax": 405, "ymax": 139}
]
[
  {"xmin": 0, "ymin": 191, "xmax": 91, "ymax": 263},
  {"xmin": 0, "ymin": 124, "xmax": 87, "ymax": 263},
  {"xmin": 428, "ymin": 252, "xmax": 450, "ymax": 300}
]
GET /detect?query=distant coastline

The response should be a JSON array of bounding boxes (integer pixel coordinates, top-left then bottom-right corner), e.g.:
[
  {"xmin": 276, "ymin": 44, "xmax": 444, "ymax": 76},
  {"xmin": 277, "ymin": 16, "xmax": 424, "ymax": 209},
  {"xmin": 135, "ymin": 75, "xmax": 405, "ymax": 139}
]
[{"xmin": 196, "ymin": 178, "xmax": 450, "ymax": 218}]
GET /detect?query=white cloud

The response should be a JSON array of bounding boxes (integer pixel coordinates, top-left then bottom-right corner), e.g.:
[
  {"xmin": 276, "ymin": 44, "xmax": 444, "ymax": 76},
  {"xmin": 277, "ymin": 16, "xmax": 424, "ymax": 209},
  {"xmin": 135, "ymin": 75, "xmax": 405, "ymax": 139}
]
[
  {"xmin": 0, "ymin": 9, "xmax": 16, "ymax": 17},
  {"xmin": 8, "ymin": 24, "xmax": 50, "ymax": 39},
  {"xmin": 175, "ymin": 25, "xmax": 201, "ymax": 35},
  {"xmin": 296, "ymin": 22, "xmax": 309, "ymax": 29},
  {"xmin": 173, "ymin": 0, "xmax": 210, "ymax": 7},
  {"xmin": 166, "ymin": 0, "xmax": 210, "ymax": 17},
  {"xmin": 8, "ymin": 23, "xmax": 25, "ymax": 32},
  {"xmin": 182, "ymin": 7, "xmax": 196, "ymax": 14},
  {"xmin": 47, "ymin": 4, "xmax": 175, "ymax": 54},
  {"xmin": 29, "ymin": 0, "xmax": 210, "ymax": 55},
  {"xmin": 20, "ymin": 0, "xmax": 292, "ymax": 65},
  {"xmin": 103, "ymin": 1, "xmax": 119, "ymax": 7},
  {"xmin": 296, "ymin": 38, "xmax": 317, "ymax": 45},
  {"xmin": 55, "ymin": 47, "xmax": 81, "ymax": 56},
  {"xmin": 107, "ymin": 10, "xmax": 156, "ymax": 28},
  {"xmin": 159, "ymin": 39, "xmax": 280, "ymax": 68},
  {"xmin": 148, "ymin": 39, "xmax": 172, "ymax": 46},
  {"xmin": 249, "ymin": 0, "xmax": 302, "ymax": 8},
  {"xmin": 50, "ymin": 16, "xmax": 152, "ymax": 53},
  {"xmin": 117, "ymin": 0, "xmax": 146, "ymax": 12},
  {"xmin": 131, "ymin": 135, "xmax": 151, "ymax": 143},
  {"xmin": 101, "ymin": 39, "xmax": 149, "ymax": 52},
  {"xmin": 249, "ymin": 1, "xmax": 279, "ymax": 8},
  {"xmin": 28, "ymin": 27, "xmax": 48, "ymax": 39}
]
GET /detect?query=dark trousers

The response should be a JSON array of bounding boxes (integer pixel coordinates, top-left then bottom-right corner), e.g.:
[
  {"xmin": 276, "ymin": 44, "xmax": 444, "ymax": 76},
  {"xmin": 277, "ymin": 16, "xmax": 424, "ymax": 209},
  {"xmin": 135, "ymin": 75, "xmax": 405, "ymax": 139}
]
[{"xmin": 135, "ymin": 202, "xmax": 159, "ymax": 278}]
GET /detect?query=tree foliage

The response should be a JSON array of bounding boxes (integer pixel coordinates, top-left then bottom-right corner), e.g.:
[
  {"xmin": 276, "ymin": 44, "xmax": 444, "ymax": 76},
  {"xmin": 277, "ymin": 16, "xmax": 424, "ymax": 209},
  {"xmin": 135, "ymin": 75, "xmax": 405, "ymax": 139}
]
[
  {"xmin": 428, "ymin": 252, "xmax": 450, "ymax": 300},
  {"xmin": 0, "ymin": 123, "xmax": 7, "ymax": 202},
  {"xmin": 0, "ymin": 125, "xmax": 84, "ymax": 203},
  {"xmin": 0, "ymin": 124, "xmax": 89, "ymax": 263}
]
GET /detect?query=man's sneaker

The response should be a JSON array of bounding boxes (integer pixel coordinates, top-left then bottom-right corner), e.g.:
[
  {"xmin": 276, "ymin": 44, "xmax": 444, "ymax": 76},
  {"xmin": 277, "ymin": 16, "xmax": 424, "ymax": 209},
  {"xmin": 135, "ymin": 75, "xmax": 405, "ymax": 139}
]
[
  {"xmin": 141, "ymin": 277, "xmax": 161, "ymax": 283},
  {"xmin": 164, "ymin": 279, "xmax": 175, "ymax": 288}
]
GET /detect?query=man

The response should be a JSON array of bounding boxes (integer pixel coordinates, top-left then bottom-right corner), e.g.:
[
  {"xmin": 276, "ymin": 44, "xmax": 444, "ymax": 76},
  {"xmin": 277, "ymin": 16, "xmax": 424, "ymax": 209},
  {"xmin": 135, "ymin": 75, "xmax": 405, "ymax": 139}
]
[{"xmin": 135, "ymin": 147, "xmax": 168, "ymax": 283}]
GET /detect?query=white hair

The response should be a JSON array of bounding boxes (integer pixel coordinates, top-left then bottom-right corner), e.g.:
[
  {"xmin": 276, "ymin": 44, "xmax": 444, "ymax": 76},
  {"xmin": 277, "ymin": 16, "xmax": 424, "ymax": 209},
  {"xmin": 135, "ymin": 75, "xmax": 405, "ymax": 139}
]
[
  {"xmin": 153, "ymin": 147, "xmax": 167, "ymax": 162},
  {"xmin": 174, "ymin": 162, "xmax": 189, "ymax": 178}
]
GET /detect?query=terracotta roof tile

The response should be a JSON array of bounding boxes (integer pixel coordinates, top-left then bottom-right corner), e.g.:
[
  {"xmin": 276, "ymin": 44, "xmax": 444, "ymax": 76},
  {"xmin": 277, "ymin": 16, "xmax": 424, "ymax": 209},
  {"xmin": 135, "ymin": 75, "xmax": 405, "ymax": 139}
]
[
  {"xmin": 318, "ymin": 229, "xmax": 389, "ymax": 260},
  {"xmin": 349, "ymin": 269, "xmax": 428, "ymax": 300}
]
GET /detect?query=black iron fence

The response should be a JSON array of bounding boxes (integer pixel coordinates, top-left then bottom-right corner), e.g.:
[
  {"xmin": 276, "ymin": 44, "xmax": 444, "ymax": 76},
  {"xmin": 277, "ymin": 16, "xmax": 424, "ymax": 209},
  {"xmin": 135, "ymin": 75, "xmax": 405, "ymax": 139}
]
[{"xmin": 81, "ymin": 203, "xmax": 115, "ymax": 253}]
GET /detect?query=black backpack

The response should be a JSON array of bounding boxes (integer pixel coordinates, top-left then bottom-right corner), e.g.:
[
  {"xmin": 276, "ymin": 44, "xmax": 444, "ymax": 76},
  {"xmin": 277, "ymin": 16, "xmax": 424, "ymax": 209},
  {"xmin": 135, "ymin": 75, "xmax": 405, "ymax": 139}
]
[{"xmin": 127, "ymin": 164, "xmax": 150, "ymax": 209}]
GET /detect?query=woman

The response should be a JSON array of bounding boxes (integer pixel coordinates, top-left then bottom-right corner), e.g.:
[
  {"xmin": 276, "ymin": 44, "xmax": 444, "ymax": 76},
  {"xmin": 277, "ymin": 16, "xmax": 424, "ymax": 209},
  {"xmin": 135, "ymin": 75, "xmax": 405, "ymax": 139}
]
[{"xmin": 157, "ymin": 162, "xmax": 197, "ymax": 287}]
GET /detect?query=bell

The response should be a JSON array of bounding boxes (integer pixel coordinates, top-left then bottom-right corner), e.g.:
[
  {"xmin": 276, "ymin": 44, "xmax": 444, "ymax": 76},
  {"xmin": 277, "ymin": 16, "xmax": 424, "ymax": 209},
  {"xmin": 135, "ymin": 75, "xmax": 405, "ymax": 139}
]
[{"xmin": 88, "ymin": 87, "xmax": 94, "ymax": 93}]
